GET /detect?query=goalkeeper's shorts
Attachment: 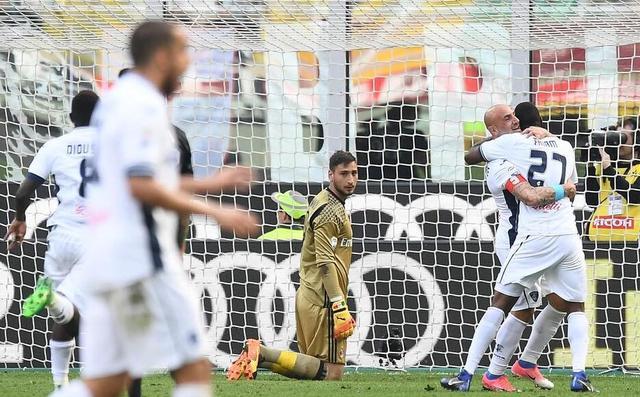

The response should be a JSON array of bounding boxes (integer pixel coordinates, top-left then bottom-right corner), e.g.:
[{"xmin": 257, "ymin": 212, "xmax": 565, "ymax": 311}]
[{"xmin": 295, "ymin": 289, "xmax": 347, "ymax": 365}]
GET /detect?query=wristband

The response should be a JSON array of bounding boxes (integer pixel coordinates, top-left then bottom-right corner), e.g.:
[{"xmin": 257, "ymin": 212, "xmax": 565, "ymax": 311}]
[
  {"xmin": 330, "ymin": 296, "xmax": 344, "ymax": 303},
  {"xmin": 552, "ymin": 184, "xmax": 565, "ymax": 201}
]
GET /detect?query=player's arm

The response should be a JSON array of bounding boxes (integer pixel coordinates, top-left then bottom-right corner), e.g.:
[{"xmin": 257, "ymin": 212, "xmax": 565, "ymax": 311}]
[
  {"xmin": 123, "ymin": 119, "xmax": 257, "ymax": 237},
  {"xmin": 129, "ymin": 177, "xmax": 256, "ymax": 237},
  {"xmin": 179, "ymin": 166, "xmax": 253, "ymax": 195},
  {"xmin": 4, "ymin": 143, "xmax": 52, "ymax": 249},
  {"xmin": 464, "ymin": 137, "xmax": 492, "ymax": 165},
  {"xmin": 314, "ymin": 219, "xmax": 355, "ymax": 340},
  {"xmin": 505, "ymin": 173, "xmax": 575, "ymax": 207}
]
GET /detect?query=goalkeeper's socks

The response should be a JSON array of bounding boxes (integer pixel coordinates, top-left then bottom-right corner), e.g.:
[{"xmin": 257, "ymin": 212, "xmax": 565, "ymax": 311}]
[
  {"xmin": 567, "ymin": 311, "xmax": 588, "ymax": 373},
  {"xmin": 173, "ymin": 383, "xmax": 211, "ymax": 397},
  {"xmin": 488, "ymin": 313, "xmax": 527, "ymax": 376},
  {"xmin": 49, "ymin": 292, "xmax": 75, "ymax": 325},
  {"xmin": 50, "ymin": 338, "xmax": 74, "ymax": 388},
  {"xmin": 463, "ymin": 306, "xmax": 504, "ymax": 374},
  {"xmin": 260, "ymin": 346, "xmax": 325, "ymax": 380},
  {"xmin": 519, "ymin": 304, "xmax": 565, "ymax": 365}
]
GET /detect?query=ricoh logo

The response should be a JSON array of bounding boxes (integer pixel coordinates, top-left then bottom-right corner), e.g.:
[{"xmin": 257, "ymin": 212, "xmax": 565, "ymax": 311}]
[{"xmin": 592, "ymin": 216, "xmax": 635, "ymax": 229}]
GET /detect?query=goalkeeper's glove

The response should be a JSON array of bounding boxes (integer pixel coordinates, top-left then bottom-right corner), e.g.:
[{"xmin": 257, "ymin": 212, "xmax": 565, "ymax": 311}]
[{"xmin": 331, "ymin": 299, "xmax": 355, "ymax": 340}]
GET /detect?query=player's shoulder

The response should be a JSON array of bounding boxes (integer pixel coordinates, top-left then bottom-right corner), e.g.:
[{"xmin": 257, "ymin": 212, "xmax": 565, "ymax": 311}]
[
  {"xmin": 495, "ymin": 132, "xmax": 526, "ymax": 144},
  {"xmin": 101, "ymin": 76, "xmax": 163, "ymax": 115},
  {"xmin": 309, "ymin": 190, "xmax": 345, "ymax": 226},
  {"xmin": 486, "ymin": 159, "xmax": 516, "ymax": 173}
]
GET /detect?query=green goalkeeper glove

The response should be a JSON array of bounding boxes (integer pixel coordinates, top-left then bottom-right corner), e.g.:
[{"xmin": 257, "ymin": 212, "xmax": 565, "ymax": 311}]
[{"xmin": 331, "ymin": 299, "xmax": 355, "ymax": 340}]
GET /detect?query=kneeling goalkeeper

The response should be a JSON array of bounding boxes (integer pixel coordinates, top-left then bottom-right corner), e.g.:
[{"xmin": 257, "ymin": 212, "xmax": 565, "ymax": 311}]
[{"xmin": 228, "ymin": 150, "xmax": 358, "ymax": 381}]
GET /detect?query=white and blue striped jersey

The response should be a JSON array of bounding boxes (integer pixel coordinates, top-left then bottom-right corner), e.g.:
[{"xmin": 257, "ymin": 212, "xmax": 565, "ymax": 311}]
[{"xmin": 86, "ymin": 72, "xmax": 181, "ymax": 291}]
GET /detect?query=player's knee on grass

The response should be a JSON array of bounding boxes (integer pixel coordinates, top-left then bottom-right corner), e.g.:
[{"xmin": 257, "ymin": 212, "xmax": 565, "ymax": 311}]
[
  {"xmin": 85, "ymin": 373, "xmax": 129, "ymax": 397},
  {"xmin": 324, "ymin": 363, "xmax": 344, "ymax": 381},
  {"xmin": 171, "ymin": 358, "xmax": 211, "ymax": 384},
  {"xmin": 511, "ymin": 308, "xmax": 535, "ymax": 324},
  {"xmin": 546, "ymin": 293, "xmax": 584, "ymax": 314},
  {"xmin": 491, "ymin": 292, "xmax": 519, "ymax": 315}
]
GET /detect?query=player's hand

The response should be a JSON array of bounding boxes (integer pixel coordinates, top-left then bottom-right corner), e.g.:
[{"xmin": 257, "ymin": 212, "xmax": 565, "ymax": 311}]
[
  {"xmin": 206, "ymin": 166, "xmax": 254, "ymax": 194},
  {"xmin": 208, "ymin": 205, "xmax": 258, "ymax": 238},
  {"xmin": 563, "ymin": 180, "xmax": 576, "ymax": 201},
  {"xmin": 331, "ymin": 299, "xmax": 355, "ymax": 340},
  {"xmin": 522, "ymin": 126, "xmax": 552, "ymax": 139},
  {"xmin": 4, "ymin": 220, "xmax": 26, "ymax": 250},
  {"xmin": 599, "ymin": 147, "xmax": 612, "ymax": 170}
]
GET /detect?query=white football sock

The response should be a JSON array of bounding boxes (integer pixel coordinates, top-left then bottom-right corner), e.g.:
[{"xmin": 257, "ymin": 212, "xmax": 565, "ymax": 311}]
[
  {"xmin": 49, "ymin": 293, "xmax": 74, "ymax": 325},
  {"xmin": 567, "ymin": 311, "xmax": 589, "ymax": 372},
  {"xmin": 520, "ymin": 304, "xmax": 566, "ymax": 365},
  {"xmin": 48, "ymin": 380, "xmax": 92, "ymax": 397},
  {"xmin": 50, "ymin": 339, "xmax": 75, "ymax": 388},
  {"xmin": 488, "ymin": 313, "xmax": 528, "ymax": 376},
  {"xmin": 463, "ymin": 306, "xmax": 505, "ymax": 375},
  {"xmin": 172, "ymin": 383, "xmax": 211, "ymax": 397}
]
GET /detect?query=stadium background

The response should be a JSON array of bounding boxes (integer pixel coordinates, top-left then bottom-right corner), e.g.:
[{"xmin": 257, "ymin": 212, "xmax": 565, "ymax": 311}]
[{"xmin": 0, "ymin": 0, "xmax": 638, "ymax": 373}]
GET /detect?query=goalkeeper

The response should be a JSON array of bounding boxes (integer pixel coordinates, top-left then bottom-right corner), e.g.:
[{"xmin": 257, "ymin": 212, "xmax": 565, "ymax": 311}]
[{"xmin": 228, "ymin": 150, "xmax": 358, "ymax": 381}]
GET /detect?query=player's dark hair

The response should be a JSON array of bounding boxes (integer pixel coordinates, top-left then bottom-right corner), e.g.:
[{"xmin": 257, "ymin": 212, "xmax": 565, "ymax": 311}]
[
  {"xmin": 329, "ymin": 150, "xmax": 356, "ymax": 171},
  {"xmin": 130, "ymin": 21, "xmax": 176, "ymax": 67},
  {"xmin": 118, "ymin": 68, "xmax": 131, "ymax": 78},
  {"xmin": 70, "ymin": 90, "xmax": 99, "ymax": 127},
  {"xmin": 514, "ymin": 102, "xmax": 543, "ymax": 130}
]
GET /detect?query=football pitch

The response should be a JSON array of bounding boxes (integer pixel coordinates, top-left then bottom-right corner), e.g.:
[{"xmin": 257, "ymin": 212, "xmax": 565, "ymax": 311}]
[{"xmin": 1, "ymin": 370, "xmax": 639, "ymax": 396}]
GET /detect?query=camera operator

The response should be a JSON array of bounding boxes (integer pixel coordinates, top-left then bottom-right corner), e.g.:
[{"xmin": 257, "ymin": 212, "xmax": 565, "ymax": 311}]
[{"xmin": 586, "ymin": 117, "xmax": 640, "ymax": 242}]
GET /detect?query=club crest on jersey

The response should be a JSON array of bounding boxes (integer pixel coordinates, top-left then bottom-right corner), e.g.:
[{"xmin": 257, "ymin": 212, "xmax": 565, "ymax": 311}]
[
  {"xmin": 330, "ymin": 236, "xmax": 338, "ymax": 249},
  {"xmin": 529, "ymin": 291, "xmax": 539, "ymax": 302}
]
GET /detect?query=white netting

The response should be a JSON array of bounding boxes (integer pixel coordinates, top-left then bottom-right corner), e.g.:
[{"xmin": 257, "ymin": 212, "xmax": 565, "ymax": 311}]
[{"xmin": 0, "ymin": 0, "xmax": 639, "ymax": 372}]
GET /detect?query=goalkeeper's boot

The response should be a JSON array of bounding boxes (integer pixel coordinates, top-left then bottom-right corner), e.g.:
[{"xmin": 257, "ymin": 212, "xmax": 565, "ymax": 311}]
[
  {"xmin": 570, "ymin": 371, "xmax": 597, "ymax": 393},
  {"xmin": 511, "ymin": 359, "xmax": 554, "ymax": 389},
  {"xmin": 22, "ymin": 277, "xmax": 53, "ymax": 318},
  {"xmin": 481, "ymin": 372, "xmax": 518, "ymax": 392},
  {"xmin": 440, "ymin": 369, "xmax": 473, "ymax": 391},
  {"xmin": 227, "ymin": 348, "xmax": 248, "ymax": 380},
  {"xmin": 242, "ymin": 339, "xmax": 261, "ymax": 380}
]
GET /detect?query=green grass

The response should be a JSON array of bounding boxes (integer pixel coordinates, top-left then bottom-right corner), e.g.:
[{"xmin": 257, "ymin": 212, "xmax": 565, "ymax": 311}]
[{"xmin": 1, "ymin": 370, "xmax": 639, "ymax": 396}]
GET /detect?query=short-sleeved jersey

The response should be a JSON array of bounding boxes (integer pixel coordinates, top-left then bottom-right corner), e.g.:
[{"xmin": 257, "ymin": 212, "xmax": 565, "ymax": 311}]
[
  {"xmin": 299, "ymin": 189, "xmax": 353, "ymax": 307},
  {"xmin": 486, "ymin": 159, "xmax": 524, "ymax": 250},
  {"xmin": 27, "ymin": 126, "xmax": 96, "ymax": 230},
  {"xmin": 86, "ymin": 72, "xmax": 181, "ymax": 291},
  {"xmin": 480, "ymin": 133, "xmax": 579, "ymax": 236}
]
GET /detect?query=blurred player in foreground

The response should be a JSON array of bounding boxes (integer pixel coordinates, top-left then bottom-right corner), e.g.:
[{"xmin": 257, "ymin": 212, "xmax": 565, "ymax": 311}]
[
  {"xmin": 5, "ymin": 90, "xmax": 99, "ymax": 390},
  {"xmin": 118, "ymin": 67, "xmax": 253, "ymax": 397},
  {"xmin": 442, "ymin": 104, "xmax": 594, "ymax": 392},
  {"xmin": 51, "ymin": 20, "xmax": 257, "ymax": 397},
  {"xmin": 228, "ymin": 150, "xmax": 357, "ymax": 381}
]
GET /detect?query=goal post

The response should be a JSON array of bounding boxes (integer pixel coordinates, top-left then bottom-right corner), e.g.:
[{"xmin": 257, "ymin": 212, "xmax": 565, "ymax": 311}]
[{"xmin": 1, "ymin": 0, "xmax": 640, "ymax": 372}]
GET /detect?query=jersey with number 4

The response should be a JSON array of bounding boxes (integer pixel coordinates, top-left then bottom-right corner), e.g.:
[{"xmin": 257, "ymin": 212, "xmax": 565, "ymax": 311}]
[
  {"xmin": 480, "ymin": 133, "xmax": 578, "ymax": 236},
  {"xmin": 27, "ymin": 126, "xmax": 96, "ymax": 230}
]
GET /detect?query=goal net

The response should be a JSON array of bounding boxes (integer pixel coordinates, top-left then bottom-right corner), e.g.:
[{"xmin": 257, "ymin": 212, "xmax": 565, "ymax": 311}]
[{"xmin": 1, "ymin": 0, "xmax": 639, "ymax": 372}]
